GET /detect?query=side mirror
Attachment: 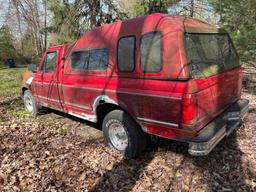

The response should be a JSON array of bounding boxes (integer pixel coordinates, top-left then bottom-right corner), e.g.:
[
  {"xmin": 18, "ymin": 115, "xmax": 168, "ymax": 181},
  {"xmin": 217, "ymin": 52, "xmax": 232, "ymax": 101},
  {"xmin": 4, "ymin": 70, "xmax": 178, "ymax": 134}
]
[{"xmin": 28, "ymin": 64, "xmax": 37, "ymax": 73}]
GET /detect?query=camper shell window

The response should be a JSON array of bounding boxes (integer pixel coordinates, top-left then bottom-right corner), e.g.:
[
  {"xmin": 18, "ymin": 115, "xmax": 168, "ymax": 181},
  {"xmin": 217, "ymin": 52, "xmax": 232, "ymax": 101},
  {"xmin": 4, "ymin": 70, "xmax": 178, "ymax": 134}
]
[
  {"xmin": 140, "ymin": 32, "xmax": 162, "ymax": 73},
  {"xmin": 71, "ymin": 48, "xmax": 108, "ymax": 72},
  {"xmin": 117, "ymin": 36, "xmax": 136, "ymax": 72}
]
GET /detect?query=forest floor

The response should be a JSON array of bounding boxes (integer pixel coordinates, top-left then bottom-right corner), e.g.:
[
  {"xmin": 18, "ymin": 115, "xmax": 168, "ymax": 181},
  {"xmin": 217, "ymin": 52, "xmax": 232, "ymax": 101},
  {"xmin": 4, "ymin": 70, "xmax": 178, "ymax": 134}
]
[{"xmin": 0, "ymin": 68, "xmax": 255, "ymax": 191}]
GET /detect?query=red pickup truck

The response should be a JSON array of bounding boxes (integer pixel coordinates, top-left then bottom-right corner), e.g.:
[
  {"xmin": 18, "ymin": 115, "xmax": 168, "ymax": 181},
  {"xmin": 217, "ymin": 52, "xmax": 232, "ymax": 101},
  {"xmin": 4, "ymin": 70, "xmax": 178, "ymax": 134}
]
[{"xmin": 21, "ymin": 13, "xmax": 249, "ymax": 158}]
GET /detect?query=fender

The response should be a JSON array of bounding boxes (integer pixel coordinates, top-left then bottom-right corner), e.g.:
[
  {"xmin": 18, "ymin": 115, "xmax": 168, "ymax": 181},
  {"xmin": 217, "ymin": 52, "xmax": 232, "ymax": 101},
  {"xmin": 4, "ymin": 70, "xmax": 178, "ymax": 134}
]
[
  {"xmin": 92, "ymin": 95, "xmax": 118, "ymax": 114},
  {"xmin": 92, "ymin": 95, "xmax": 147, "ymax": 131},
  {"xmin": 20, "ymin": 71, "xmax": 34, "ymax": 93}
]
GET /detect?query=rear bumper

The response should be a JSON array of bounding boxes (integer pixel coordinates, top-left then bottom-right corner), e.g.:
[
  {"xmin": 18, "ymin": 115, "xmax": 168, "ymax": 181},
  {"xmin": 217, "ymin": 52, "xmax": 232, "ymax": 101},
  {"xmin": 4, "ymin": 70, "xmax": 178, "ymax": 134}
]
[{"xmin": 187, "ymin": 99, "xmax": 249, "ymax": 156}]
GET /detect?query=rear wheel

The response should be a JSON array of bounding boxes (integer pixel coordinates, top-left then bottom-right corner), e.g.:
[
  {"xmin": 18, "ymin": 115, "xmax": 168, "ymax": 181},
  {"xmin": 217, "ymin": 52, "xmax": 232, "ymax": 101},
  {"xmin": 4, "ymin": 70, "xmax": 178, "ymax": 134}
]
[
  {"xmin": 102, "ymin": 110, "xmax": 147, "ymax": 158},
  {"xmin": 23, "ymin": 90, "xmax": 40, "ymax": 115}
]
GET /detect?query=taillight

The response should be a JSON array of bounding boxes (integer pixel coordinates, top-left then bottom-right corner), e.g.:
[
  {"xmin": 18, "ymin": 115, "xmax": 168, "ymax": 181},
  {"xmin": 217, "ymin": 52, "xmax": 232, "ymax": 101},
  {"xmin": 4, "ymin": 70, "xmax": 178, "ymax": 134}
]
[{"xmin": 182, "ymin": 94, "xmax": 197, "ymax": 127}]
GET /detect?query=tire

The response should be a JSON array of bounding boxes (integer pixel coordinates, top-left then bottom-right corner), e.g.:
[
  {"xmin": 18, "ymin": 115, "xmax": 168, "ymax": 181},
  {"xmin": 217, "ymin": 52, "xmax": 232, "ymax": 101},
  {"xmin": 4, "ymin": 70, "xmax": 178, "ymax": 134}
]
[
  {"xmin": 102, "ymin": 110, "xmax": 147, "ymax": 159},
  {"xmin": 23, "ymin": 90, "xmax": 40, "ymax": 115}
]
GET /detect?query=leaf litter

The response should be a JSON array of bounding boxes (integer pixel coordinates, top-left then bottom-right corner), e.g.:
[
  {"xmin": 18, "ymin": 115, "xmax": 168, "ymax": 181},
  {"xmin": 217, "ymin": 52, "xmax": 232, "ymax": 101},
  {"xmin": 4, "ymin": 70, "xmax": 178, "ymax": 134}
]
[{"xmin": 0, "ymin": 92, "xmax": 255, "ymax": 191}]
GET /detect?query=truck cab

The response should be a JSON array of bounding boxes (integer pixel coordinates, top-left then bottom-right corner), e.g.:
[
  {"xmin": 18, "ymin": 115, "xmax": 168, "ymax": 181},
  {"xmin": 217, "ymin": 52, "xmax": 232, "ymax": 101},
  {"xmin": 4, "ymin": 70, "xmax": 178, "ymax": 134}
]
[{"xmin": 21, "ymin": 13, "xmax": 249, "ymax": 158}]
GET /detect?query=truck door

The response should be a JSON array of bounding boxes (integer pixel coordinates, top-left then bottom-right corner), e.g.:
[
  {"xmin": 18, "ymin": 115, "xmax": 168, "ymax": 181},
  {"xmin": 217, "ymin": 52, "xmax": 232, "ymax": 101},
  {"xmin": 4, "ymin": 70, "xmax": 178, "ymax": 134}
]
[{"xmin": 34, "ymin": 48, "xmax": 63, "ymax": 109}]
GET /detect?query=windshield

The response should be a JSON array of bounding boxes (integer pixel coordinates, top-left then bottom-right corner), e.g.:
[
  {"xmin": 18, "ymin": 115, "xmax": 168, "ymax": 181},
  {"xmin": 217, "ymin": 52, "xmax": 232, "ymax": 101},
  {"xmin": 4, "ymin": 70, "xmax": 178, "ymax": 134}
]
[{"xmin": 185, "ymin": 33, "xmax": 239, "ymax": 79}]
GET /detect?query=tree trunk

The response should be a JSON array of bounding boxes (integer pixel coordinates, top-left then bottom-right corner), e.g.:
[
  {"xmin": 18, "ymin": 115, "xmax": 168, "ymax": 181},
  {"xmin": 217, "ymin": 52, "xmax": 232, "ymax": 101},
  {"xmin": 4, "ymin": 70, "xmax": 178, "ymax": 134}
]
[{"xmin": 190, "ymin": 0, "xmax": 194, "ymax": 18}]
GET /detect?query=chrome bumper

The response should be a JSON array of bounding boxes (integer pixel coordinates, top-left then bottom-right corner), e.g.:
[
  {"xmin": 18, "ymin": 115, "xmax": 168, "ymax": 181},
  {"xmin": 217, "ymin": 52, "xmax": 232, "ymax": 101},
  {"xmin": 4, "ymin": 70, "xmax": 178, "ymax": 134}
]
[{"xmin": 188, "ymin": 99, "xmax": 249, "ymax": 156}]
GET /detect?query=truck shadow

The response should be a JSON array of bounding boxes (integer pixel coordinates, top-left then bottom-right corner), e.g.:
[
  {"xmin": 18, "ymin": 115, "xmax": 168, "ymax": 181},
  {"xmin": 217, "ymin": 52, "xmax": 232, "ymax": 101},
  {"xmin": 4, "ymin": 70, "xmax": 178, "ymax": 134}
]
[{"xmin": 91, "ymin": 129, "xmax": 252, "ymax": 191}]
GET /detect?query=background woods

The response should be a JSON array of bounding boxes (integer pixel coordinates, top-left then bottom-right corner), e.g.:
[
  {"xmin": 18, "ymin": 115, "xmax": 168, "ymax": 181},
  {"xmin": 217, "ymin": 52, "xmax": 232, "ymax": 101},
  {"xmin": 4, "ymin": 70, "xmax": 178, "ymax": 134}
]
[{"xmin": 0, "ymin": 0, "xmax": 255, "ymax": 65}]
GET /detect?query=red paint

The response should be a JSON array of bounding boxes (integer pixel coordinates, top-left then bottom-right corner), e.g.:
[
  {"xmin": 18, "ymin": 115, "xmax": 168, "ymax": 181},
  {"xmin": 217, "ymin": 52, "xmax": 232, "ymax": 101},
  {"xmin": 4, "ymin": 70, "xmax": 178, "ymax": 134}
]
[{"xmin": 24, "ymin": 13, "xmax": 242, "ymax": 141}]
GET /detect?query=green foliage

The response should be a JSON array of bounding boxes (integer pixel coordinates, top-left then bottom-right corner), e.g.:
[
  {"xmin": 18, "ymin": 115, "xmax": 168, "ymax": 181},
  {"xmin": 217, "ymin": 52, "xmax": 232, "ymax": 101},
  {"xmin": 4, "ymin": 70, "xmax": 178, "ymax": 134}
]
[
  {"xmin": 58, "ymin": 127, "xmax": 69, "ymax": 136},
  {"xmin": 47, "ymin": 0, "xmax": 80, "ymax": 43},
  {"xmin": 0, "ymin": 26, "xmax": 15, "ymax": 66},
  {"xmin": 209, "ymin": 0, "xmax": 256, "ymax": 61},
  {"xmin": 21, "ymin": 31, "xmax": 40, "ymax": 64},
  {"xmin": 47, "ymin": 0, "xmax": 127, "ymax": 44},
  {"xmin": 134, "ymin": 0, "xmax": 179, "ymax": 16},
  {"xmin": 0, "ymin": 26, "xmax": 31, "ymax": 66}
]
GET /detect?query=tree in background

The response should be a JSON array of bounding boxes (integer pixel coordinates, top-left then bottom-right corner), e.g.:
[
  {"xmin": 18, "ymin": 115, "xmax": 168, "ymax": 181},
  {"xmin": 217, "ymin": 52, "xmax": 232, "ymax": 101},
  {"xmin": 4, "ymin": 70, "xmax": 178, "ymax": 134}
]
[
  {"xmin": 47, "ymin": 0, "xmax": 80, "ymax": 44},
  {"xmin": 12, "ymin": 0, "xmax": 46, "ymax": 55},
  {"xmin": 48, "ymin": 0, "xmax": 127, "ymax": 44},
  {"xmin": 1, "ymin": 0, "xmax": 255, "ymax": 65},
  {"xmin": 0, "ymin": 25, "xmax": 15, "ymax": 65},
  {"xmin": 209, "ymin": 0, "xmax": 256, "ymax": 61},
  {"xmin": 118, "ymin": 0, "xmax": 213, "ymax": 22},
  {"xmin": 118, "ymin": 0, "xmax": 180, "ymax": 17},
  {"xmin": 10, "ymin": 0, "xmax": 47, "ymax": 61}
]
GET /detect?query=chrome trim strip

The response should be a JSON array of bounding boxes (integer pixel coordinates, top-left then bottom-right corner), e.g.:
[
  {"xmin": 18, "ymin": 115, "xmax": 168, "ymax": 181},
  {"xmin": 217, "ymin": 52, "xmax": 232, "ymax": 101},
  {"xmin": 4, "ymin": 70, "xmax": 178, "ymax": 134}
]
[
  {"xmin": 68, "ymin": 112, "xmax": 97, "ymax": 122},
  {"xmin": 32, "ymin": 82, "xmax": 181, "ymax": 100},
  {"xmin": 63, "ymin": 84, "xmax": 181, "ymax": 100},
  {"xmin": 40, "ymin": 101, "xmax": 65, "ymax": 112},
  {"xmin": 137, "ymin": 117, "xmax": 179, "ymax": 128},
  {"xmin": 32, "ymin": 82, "xmax": 56, "ymax": 86},
  {"xmin": 34, "ymin": 95, "xmax": 60, "ymax": 103},
  {"xmin": 64, "ymin": 101, "xmax": 91, "ymax": 111}
]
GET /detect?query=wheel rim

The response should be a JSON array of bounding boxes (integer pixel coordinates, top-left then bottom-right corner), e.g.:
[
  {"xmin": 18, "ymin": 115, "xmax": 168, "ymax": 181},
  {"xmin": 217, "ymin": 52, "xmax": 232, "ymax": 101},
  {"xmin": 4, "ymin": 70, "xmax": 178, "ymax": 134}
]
[
  {"xmin": 24, "ymin": 95, "xmax": 33, "ymax": 112},
  {"xmin": 108, "ymin": 122, "xmax": 128, "ymax": 151}
]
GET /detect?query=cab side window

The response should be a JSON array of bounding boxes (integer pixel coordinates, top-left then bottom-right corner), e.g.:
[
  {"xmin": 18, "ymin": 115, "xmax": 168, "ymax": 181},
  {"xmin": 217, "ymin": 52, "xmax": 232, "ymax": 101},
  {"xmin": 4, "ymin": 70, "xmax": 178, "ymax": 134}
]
[
  {"xmin": 41, "ymin": 52, "xmax": 57, "ymax": 73},
  {"xmin": 140, "ymin": 32, "xmax": 162, "ymax": 73}
]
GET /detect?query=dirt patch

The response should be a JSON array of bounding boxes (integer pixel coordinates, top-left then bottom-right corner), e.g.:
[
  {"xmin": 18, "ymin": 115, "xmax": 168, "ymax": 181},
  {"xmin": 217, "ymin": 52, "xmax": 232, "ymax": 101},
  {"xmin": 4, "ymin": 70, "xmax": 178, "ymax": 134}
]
[{"xmin": 0, "ymin": 93, "xmax": 255, "ymax": 191}]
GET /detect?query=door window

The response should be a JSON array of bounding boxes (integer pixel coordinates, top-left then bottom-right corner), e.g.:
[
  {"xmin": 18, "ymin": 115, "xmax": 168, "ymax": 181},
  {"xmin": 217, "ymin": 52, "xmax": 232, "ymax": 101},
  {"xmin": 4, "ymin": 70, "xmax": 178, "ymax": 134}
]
[{"xmin": 41, "ymin": 52, "xmax": 57, "ymax": 73}]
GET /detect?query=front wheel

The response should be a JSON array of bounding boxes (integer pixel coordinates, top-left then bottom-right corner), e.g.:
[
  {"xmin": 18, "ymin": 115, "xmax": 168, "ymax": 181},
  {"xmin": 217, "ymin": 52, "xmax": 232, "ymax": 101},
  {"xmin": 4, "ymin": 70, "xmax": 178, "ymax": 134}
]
[
  {"xmin": 23, "ymin": 90, "xmax": 40, "ymax": 115},
  {"xmin": 102, "ymin": 110, "xmax": 147, "ymax": 158}
]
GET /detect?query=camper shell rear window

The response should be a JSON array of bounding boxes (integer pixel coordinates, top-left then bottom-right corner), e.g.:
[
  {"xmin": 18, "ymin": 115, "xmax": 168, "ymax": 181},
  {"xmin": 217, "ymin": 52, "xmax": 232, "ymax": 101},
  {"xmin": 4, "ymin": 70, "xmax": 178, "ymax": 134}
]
[{"xmin": 185, "ymin": 33, "xmax": 239, "ymax": 79}]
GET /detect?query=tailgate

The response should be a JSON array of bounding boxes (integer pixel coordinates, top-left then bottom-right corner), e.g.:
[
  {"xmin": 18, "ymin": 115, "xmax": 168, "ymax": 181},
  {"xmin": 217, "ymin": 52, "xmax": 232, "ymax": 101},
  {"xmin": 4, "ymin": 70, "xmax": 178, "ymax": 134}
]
[{"xmin": 195, "ymin": 67, "xmax": 242, "ymax": 131}]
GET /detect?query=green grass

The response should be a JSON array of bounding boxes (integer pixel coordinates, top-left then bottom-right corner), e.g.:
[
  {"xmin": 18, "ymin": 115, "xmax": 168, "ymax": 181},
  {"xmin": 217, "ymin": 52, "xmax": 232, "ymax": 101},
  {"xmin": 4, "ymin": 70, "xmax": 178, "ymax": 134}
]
[
  {"xmin": 58, "ymin": 127, "xmax": 69, "ymax": 136},
  {"xmin": 0, "ymin": 67, "xmax": 31, "ymax": 118},
  {"xmin": 0, "ymin": 68, "xmax": 27, "ymax": 100}
]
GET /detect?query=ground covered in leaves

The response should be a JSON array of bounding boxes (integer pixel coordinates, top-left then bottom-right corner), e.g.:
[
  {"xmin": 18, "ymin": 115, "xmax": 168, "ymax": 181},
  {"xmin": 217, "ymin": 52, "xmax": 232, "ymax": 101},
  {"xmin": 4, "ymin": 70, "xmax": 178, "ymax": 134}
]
[{"xmin": 0, "ymin": 69, "xmax": 255, "ymax": 191}]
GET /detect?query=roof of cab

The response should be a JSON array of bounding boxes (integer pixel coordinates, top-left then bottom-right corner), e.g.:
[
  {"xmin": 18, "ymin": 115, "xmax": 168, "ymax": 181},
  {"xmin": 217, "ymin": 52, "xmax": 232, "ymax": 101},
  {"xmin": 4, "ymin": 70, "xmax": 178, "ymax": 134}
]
[{"xmin": 47, "ymin": 43, "xmax": 70, "ymax": 50}]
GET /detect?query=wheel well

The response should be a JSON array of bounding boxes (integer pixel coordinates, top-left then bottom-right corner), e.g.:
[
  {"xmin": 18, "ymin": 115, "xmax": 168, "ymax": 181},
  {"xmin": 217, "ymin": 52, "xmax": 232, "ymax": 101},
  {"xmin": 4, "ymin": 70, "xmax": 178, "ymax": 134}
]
[
  {"xmin": 22, "ymin": 87, "xmax": 28, "ymax": 96},
  {"xmin": 96, "ymin": 103, "xmax": 122, "ymax": 127}
]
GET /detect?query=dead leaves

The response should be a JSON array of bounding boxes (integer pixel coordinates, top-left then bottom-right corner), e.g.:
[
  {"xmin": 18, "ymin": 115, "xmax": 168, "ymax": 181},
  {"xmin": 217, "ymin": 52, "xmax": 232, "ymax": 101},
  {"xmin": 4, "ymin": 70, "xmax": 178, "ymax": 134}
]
[{"xmin": 0, "ymin": 93, "xmax": 256, "ymax": 191}]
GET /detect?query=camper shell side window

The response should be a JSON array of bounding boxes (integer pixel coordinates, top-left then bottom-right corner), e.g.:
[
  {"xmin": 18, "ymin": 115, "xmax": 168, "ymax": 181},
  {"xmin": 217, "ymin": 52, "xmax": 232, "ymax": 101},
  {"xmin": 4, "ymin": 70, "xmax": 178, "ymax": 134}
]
[
  {"xmin": 140, "ymin": 32, "xmax": 163, "ymax": 73},
  {"xmin": 117, "ymin": 36, "xmax": 136, "ymax": 72},
  {"xmin": 71, "ymin": 48, "xmax": 108, "ymax": 72}
]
